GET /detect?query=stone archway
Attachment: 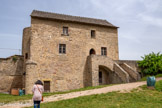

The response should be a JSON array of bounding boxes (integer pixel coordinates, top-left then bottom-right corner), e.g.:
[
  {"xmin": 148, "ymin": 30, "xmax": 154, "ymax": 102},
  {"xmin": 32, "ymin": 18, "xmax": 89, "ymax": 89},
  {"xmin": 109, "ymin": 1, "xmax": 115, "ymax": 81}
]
[
  {"xmin": 89, "ymin": 49, "xmax": 96, "ymax": 55},
  {"xmin": 99, "ymin": 65, "xmax": 112, "ymax": 85},
  {"xmin": 89, "ymin": 55, "xmax": 115, "ymax": 86},
  {"xmin": 85, "ymin": 55, "xmax": 130, "ymax": 87}
]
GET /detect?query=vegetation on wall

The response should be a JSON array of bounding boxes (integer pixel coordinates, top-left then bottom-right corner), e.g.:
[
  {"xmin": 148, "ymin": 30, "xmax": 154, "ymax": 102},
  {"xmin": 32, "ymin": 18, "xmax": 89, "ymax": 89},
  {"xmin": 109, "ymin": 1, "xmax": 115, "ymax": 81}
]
[
  {"xmin": 138, "ymin": 52, "xmax": 162, "ymax": 75},
  {"xmin": 12, "ymin": 56, "xmax": 18, "ymax": 62}
]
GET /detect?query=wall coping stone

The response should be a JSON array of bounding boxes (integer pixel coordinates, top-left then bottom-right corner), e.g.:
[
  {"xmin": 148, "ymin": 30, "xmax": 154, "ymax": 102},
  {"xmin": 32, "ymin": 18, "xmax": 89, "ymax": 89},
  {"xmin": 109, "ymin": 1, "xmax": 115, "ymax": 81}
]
[
  {"xmin": 26, "ymin": 59, "xmax": 37, "ymax": 65},
  {"xmin": 0, "ymin": 55, "xmax": 23, "ymax": 60}
]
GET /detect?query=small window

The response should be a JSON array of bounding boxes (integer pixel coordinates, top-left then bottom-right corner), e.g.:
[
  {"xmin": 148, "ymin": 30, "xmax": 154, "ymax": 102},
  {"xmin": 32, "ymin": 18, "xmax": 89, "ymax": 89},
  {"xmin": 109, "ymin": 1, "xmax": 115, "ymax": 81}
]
[
  {"xmin": 25, "ymin": 53, "xmax": 28, "ymax": 59},
  {"xmin": 63, "ymin": 27, "xmax": 68, "ymax": 36},
  {"xmin": 59, "ymin": 44, "xmax": 66, "ymax": 54},
  {"xmin": 101, "ymin": 47, "xmax": 107, "ymax": 56},
  {"xmin": 91, "ymin": 30, "xmax": 95, "ymax": 38}
]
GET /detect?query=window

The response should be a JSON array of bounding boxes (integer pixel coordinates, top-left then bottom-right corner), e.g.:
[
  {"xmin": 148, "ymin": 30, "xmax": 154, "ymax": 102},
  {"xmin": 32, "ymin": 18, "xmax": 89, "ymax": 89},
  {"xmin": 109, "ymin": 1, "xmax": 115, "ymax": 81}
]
[
  {"xmin": 91, "ymin": 30, "xmax": 95, "ymax": 38},
  {"xmin": 25, "ymin": 53, "xmax": 28, "ymax": 59},
  {"xmin": 101, "ymin": 47, "xmax": 107, "ymax": 56},
  {"xmin": 59, "ymin": 44, "xmax": 66, "ymax": 54},
  {"xmin": 63, "ymin": 27, "xmax": 68, "ymax": 36}
]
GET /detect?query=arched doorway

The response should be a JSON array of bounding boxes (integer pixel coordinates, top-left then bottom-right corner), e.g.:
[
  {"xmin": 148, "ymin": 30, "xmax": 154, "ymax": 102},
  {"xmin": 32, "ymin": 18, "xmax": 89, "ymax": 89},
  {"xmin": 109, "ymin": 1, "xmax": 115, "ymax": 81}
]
[
  {"xmin": 89, "ymin": 49, "xmax": 96, "ymax": 55},
  {"xmin": 99, "ymin": 65, "xmax": 112, "ymax": 85}
]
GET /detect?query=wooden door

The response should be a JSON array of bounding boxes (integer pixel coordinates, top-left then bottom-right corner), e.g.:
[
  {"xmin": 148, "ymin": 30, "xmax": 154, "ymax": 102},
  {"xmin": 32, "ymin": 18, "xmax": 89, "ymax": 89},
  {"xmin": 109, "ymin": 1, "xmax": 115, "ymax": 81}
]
[{"xmin": 44, "ymin": 81, "xmax": 50, "ymax": 92}]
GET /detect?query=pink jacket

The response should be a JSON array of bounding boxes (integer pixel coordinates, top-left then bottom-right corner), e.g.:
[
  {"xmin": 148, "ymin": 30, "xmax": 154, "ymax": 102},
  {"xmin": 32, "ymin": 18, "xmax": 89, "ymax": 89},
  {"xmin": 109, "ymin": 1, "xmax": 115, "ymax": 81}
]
[{"xmin": 32, "ymin": 84, "xmax": 44, "ymax": 101}]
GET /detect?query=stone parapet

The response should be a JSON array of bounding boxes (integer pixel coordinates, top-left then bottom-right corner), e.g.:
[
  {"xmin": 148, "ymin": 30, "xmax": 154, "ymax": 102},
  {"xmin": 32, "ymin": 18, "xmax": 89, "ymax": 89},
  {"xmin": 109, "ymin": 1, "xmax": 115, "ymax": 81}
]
[
  {"xmin": 120, "ymin": 63, "xmax": 141, "ymax": 82},
  {"xmin": 114, "ymin": 63, "xmax": 129, "ymax": 83},
  {"xmin": 115, "ymin": 60, "xmax": 140, "ymax": 72}
]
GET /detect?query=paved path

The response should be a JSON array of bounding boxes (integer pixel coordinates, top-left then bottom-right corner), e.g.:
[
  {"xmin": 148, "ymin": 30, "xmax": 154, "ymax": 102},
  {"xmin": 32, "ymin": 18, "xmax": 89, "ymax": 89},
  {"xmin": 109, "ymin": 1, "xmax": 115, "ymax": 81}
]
[{"xmin": 1, "ymin": 77, "xmax": 162, "ymax": 108}]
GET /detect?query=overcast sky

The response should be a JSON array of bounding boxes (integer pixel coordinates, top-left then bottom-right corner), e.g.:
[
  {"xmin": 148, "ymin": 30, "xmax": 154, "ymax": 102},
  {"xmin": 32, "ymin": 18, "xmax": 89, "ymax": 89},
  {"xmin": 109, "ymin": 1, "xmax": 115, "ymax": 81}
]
[{"xmin": 0, "ymin": 0, "xmax": 162, "ymax": 60}]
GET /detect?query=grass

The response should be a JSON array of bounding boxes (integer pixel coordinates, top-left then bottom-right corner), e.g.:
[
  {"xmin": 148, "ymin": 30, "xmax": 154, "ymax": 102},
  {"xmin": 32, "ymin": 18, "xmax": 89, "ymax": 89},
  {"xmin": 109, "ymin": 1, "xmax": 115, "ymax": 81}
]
[
  {"xmin": 155, "ymin": 80, "xmax": 162, "ymax": 92},
  {"xmin": 0, "ymin": 84, "xmax": 113, "ymax": 104},
  {"xmin": 1, "ymin": 79, "xmax": 162, "ymax": 107},
  {"xmin": 0, "ymin": 93, "xmax": 32, "ymax": 104},
  {"xmin": 140, "ymin": 74, "xmax": 162, "ymax": 81},
  {"xmin": 27, "ymin": 80, "xmax": 162, "ymax": 108}
]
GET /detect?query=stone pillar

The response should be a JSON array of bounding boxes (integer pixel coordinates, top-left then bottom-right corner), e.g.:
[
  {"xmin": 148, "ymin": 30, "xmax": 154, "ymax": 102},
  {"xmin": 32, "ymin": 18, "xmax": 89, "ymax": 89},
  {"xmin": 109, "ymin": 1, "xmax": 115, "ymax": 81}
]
[
  {"xmin": 91, "ymin": 56, "xmax": 99, "ymax": 86},
  {"xmin": 25, "ymin": 59, "xmax": 38, "ymax": 94},
  {"xmin": 91, "ymin": 67, "xmax": 99, "ymax": 86}
]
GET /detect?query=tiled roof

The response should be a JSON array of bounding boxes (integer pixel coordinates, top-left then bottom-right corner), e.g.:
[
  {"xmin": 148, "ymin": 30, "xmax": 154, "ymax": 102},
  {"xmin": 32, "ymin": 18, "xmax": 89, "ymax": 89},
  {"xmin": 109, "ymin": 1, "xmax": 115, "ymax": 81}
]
[{"xmin": 31, "ymin": 10, "xmax": 118, "ymax": 28}]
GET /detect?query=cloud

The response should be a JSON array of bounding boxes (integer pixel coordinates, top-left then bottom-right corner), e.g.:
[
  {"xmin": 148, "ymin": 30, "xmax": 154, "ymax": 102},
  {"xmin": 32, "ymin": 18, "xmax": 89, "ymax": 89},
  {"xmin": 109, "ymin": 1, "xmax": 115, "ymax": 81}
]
[
  {"xmin": 0, "ymin": 0, "xmax": 162, "ymax": 59},
  {"xmin": 141, "ymin": 0, "xmax": 161, "ymax": 12},
  {"xmin": 138, "ymin": 14, "xmax": 162, "ymax": 27},
  {"xmin": 120, "ymin": 34, "xmax": 141, "ymax": 44}
]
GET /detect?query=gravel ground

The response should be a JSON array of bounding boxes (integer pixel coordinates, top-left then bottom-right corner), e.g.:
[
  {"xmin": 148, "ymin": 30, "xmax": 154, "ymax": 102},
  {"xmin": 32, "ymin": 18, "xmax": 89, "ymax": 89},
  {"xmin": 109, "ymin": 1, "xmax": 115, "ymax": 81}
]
[{"xmin": 1, "ymin": 77, "xmax": 162, "ymax": 108}]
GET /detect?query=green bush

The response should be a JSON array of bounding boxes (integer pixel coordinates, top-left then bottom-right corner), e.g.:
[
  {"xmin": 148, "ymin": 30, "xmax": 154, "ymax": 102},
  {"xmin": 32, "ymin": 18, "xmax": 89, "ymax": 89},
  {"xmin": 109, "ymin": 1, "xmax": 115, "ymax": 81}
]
[
  {"xmin": 140, "ymin": 74, "xmax": 162, "ymax": 81},
  {"xmin": 138, "ymin": 52, "xmax": 162, "ymax": 75}
]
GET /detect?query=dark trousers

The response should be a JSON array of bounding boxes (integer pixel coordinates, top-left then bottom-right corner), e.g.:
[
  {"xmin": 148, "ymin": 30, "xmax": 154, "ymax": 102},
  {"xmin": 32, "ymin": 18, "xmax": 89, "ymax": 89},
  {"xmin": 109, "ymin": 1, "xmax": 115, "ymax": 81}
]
[{"xmin": 34, "ymin": 101, "xmax": 40, "ymax": 108}]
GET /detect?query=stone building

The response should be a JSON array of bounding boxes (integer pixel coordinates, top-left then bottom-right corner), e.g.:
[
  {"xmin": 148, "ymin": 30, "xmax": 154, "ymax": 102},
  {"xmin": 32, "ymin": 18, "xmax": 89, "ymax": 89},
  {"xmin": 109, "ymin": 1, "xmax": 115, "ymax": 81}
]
[{"xmin": 0, "ymin": 10, "xmax": 141, "ymax": 94}]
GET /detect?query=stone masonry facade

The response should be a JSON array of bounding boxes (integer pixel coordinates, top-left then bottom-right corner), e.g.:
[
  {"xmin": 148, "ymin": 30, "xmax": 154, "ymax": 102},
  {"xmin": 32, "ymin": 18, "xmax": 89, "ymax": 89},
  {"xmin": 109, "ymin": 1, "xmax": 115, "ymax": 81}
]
[
  {"xmin": 0, "ymin": 10, "xmax": 141, "ymax": 94},
  {"xmin": 23, "ymin": 10, "xmax": 119, "ymax": 94},
  {"xmin": 0, "ymin": 55, "xmax": 24, "ymax": 93}
]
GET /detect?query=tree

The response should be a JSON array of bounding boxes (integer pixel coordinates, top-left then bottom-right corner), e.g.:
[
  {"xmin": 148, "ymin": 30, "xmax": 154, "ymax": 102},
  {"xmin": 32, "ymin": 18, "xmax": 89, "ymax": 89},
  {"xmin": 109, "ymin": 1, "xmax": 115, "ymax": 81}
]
[{"xmin": 138, "ymin": 52, "xmax": 162, "ymax": 75}]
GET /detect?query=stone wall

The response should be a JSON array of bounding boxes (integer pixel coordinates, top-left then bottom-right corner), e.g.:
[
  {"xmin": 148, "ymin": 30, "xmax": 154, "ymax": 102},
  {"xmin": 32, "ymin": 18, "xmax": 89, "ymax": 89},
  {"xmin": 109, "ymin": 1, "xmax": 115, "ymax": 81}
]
[
  {"xmin": 83, "ymin": 56, "xmax": 92, "ymax": 87},
  {"xmin": 116, "ymin": 60, "xmax": 140, "ymax": 72},
  {"xmin": 0, "ymin": 55, "xmax": 24, "ymax": 93},
  {"xmin": 24, "ymin": 17, "xmax": 119, "ymax": 94},
  {"xmin": 25, "ymin": 60, "xmax": 38, "ymax": 94},
  {"xmin": 22, "ymin": 27, "xmax": 31, "ymax": 93},
  {"xmin": 22, "ymin": 27, "xmax": 31, "ymax": 58}
]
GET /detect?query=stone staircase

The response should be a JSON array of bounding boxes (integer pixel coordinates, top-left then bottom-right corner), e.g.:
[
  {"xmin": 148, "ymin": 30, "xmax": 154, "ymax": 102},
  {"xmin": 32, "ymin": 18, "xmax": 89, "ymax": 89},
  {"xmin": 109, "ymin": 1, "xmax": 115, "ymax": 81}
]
[
  {"xmin": 113, "ymin": 62, "xmax": 129, "ymax": 83},
  {"xmin": 86, "ymin": 55, "xmax": 141, "ymax": 86},
  {"xmin": 118, "ymin": 63, "xmax": 141, "ymax": 82}
]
